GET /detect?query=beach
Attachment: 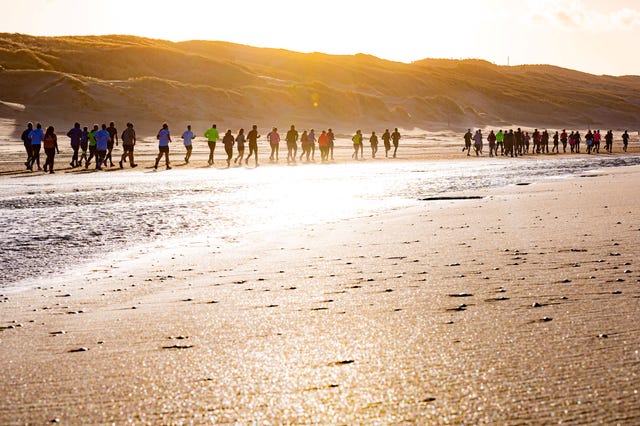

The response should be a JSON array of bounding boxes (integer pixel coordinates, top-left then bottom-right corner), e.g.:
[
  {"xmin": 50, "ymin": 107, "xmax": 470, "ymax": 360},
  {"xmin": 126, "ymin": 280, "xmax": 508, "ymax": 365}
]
[{"xmin": 1, "ymin": 152, "xmax": 639, "ymax": 423}]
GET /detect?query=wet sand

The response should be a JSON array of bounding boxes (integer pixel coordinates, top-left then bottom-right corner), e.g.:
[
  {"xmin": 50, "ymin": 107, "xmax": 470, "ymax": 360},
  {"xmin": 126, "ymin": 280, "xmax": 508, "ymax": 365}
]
[{"xmin": 1, "ymin": 164, "xmax": 639, "ymax": 423}]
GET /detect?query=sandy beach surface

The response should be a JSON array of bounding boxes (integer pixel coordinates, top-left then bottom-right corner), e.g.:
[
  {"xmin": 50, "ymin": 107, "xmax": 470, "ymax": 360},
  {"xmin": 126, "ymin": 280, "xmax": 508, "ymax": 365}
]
[{"xmin": 1, "ymin": 156, "xmax": 639, "ymax": 423}]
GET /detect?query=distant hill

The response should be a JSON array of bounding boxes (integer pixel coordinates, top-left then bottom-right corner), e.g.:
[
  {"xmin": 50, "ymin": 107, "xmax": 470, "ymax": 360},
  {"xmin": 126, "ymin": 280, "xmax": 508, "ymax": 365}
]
[{"xmin": 1, "ymin": 33, "xmax": 639, "ymax": 133}]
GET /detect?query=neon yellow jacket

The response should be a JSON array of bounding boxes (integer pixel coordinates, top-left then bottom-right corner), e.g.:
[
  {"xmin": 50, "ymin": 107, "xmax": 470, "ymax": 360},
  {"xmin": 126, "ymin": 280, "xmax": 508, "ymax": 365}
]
[{"xmin": 204, "ymin": 128, "xmax": 219, "ymax": 142}]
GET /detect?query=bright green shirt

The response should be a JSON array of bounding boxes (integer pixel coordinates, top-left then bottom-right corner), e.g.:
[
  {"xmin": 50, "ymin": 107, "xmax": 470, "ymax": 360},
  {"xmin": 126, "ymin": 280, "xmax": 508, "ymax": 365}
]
[
  {"xmin": 496, "ymin": 131, "xmax": 504, "ymax": 143},
  {"xmin": 88, "ymin": 130, "xmax": 97, "ymax": 146},
  {"xmin": 204, "ymin": 128, "xmax": 219, "ymax": 142}
]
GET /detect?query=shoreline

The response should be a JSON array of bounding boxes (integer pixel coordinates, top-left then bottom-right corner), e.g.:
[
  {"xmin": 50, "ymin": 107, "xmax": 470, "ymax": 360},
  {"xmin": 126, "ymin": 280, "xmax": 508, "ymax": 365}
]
[
  {"xmin": 3, "ymin": 155, "xmax": 640, "ymax": 291},
  {"xmin": 1, "ymin": 165, "xmax": 639, "ymax": 423}
]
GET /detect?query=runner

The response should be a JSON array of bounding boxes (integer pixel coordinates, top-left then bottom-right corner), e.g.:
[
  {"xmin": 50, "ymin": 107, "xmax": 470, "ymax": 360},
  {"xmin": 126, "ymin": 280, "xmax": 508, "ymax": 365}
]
[
  {"xmin": 79, "ymin": 126, "xmax": 89, "ymax": 167},
  {"xmin": 268, "ymin": 127, "xmax": 280, "ymax": 161},
  {"xmin": 318, "ymin": 130, "xmax": 329, "ymax": 162},
  {"xmin": 593, "ymin": 130, "xmax": 601, "ymax": 153},
  {"xmin": 67, "ymin": 122, "xmax": 82, "ymax": 167},
  {"xmin": 182, "ymin": 125, "xmax": 195, "ymax": 164},
  {"xmin": 21, "ymin": 122, "xmax": 33, "ymax": 169},
  {"xmin": 154, "ymin": 123, "xmax": 172, "ymax": 170},
  {"xmin": 515, "ymin": 128, "xmax": 524, "ymax": 156},
  {"xmin": 369, "ymin": 131, "xmax": 378, "ymax": 158},
  {"xmin": 234, "ymin": 128, "xmax": 246, "ymax": 165},
  {"xmin": 504, "ymin": 129, "xmax": 514, "ymax": 157},
  {"xmin": 496, "ymin": 129, "xmax": 504, "ymax": 156},
  {"xmin": 391, "ymin": 128, "xmax": 401, "ymax": 158},
  {"xmin": 352, "ymin": 129, "xmax": 363, "ymax": 160},
  {"xmin": 28, "ymin": 123, "xmax": 44, "ymax": 171},
  {"xmin": 327, "ymin": 128, "xmax": 335, "ymax": 160},
  {"xmin": 574, "ymin": 131, "xmax": 581, "ymax": 153},
  {"xmin": 299, "ymin": 130, "xmax": 310, "ymax": 162},
  {"xmin": 245, "ymin": 125, "xmax": 260, "ymax": 166},
  {"xmin": 463, "ymin": 129, "xmax": 472, "ymax": 156},
  {"xmin": 487, "ymin": 130, "xmax": 496, "ymax": 157},
  {"xmin": 42, "ymin": 126, "xmax": 59, "ymax": 174},
  {"xmin": 622, "ymin": 130, "xmax": 629, "ymax": 152},
  {"xmin": 560, "ymin": 129, "xmax": 568, "ymax": 153},
  {"xmin": 308, "ymin": 129, "xmax": 316, "ymax": 161},
  {"xmin": 604, "ymin": 130, "xmax": 613, "ymax": 153},
  {"xmin": 382, "ymin": 129, "xmax": 392, "ymax": 157},
  {"xmin": 285, "ymin": 125, "xmax": 299, "ymax": 163},
  {"xmin": 585, "ymin": 130, "xmax": 594, "ymax": 154},
  {"xmin": 93, "ymin": 124, "xmax": 111, "ymax": 170},
  {"xmin": 541, "ymin": 130, "xmax": 549, "ymax": 154},
  {"xmin": 532, "ymin": 129, "xmax": 540, "ymax": 154},
  {"xmin": 569, "ymin": 131, "xmax": 575, "ymax": 153},
  {"xmin": 105, "ymin": 121, "xmax": 118, "ymax": 167},
  {"xmin": 85, "ymin": 125, "xmax": 98, "ymax": 169},
  {"xmin": 119, "ymin": 122, "xmax": 137, "ymax": 168},
  {"xmin": 473, "ymin": 130, "xmax": 483, "ymax": 156},
  {"xmin": 204, "ymin": 124, "xmax": 219, "ymax": 166},
  {"xmin": 552, "ymin": 131, "xmax": 559, "ymax": 153},
  {"xmin": 222, "ymin": 129, "xmax": 234, "ymax": 167}
]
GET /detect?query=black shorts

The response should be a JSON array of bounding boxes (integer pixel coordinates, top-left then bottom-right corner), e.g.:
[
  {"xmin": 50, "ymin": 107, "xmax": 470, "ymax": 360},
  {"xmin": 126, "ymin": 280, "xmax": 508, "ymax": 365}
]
[
  {"xmin": 123, "ymin": 144, "xmax": 134, "ymax": 153},
  {"xmin": 107, "ymin": 142, "xmax": 114, "ymax": 150},
  {"xmin": 159, "ymin": 146, "xmax": 169, "ymax": 154}
]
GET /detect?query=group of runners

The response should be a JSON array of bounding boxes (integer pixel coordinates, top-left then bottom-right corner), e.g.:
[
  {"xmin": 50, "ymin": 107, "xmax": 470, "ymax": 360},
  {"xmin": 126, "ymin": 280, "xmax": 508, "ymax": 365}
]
[
  {"xmin": 463, "ymin": 128, "xmax": 632, "ymax": 157},
  {"xmin": 18, "ymin": 121, "xmax": 404, "ymax": 172},
  {"xmin": 20, "ymin": 121, "xmax": 135, "ymax": 173}
]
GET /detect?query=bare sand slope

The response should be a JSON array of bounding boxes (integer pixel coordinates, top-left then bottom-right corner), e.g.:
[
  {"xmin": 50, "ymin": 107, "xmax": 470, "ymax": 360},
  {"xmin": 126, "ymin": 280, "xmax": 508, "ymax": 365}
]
[
  {"xmin": 1, "ymin": 167, "xmax": 639, "ymax": 424},
  {"xmin": 2, "ymin": 33, "xmax": 640, "ymax": 130}
]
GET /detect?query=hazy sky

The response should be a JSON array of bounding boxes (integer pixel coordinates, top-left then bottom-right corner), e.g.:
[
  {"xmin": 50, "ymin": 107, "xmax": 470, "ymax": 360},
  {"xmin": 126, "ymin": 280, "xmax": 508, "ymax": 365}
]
[{"xmin": 2, "ymin": 0, "xmax": 639, "ymax": 75}]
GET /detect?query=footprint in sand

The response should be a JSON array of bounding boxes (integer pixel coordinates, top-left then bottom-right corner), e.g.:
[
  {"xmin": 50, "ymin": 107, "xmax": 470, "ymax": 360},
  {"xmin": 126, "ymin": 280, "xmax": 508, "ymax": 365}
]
[
  {"xmin": 485, "ymin": 297, "xmax": 509, "ymax": 302},
  {"xmin": 447, "ymin": 304, "xmax": 468, "ymax": 311},
  {"xmin": 162, "ymin": 344, "xmax": 194, "ymax": 350},
  {"xmin": 448, "ymin": 293, "xmax": 473, "ymax": 298},
  {"xmin": 329, "ymin": 360, "xmax": 354, "ymax": 366}
]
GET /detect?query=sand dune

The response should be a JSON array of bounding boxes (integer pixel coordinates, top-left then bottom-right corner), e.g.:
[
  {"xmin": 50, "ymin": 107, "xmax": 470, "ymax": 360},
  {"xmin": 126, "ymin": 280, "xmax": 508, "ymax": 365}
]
[{"xmin": 1, "ymin": 33, "xmax": 640, "ymax": 135}]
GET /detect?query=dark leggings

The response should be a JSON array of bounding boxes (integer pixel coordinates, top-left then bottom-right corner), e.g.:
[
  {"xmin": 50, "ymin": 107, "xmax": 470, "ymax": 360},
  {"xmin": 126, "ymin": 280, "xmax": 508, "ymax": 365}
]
[
  {"xmin": 87, "ymin": 145, "xmax": 96, "ymax": 166},
  {"xmin": 96, "ymin": 150, "xmax": 107, "ymax": 169},
  {"xmin": 121, "ymin": 146, "xmax": 135, "ymax": 165},
  {"xmin": 29, "ymin": 144, "xmax": 41, "ymax": 169},
  {"xmin": 105, "ymin": 144, "xmax": 114, "ymax": 165},
  {"xmin": 71, "ymin": 145, "xmax": 79, "ymax": 166},
  {"xmin": 44, "ymin": 147, "xmax": 56, "ymax": 171},
  {"xmin": 208, "ymin": 141, "xmax": 216, "ymax": 163}
]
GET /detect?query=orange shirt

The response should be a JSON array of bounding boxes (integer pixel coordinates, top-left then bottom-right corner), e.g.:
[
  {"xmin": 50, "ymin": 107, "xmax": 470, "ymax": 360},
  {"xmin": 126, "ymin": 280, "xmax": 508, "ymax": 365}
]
[
  {"xmin": 318, "ymin": 132, "xmax": 329, "ymax": 147},
  {"xmin": 43, "ymin": 134, "xmax": 57, "ymax": 149}
]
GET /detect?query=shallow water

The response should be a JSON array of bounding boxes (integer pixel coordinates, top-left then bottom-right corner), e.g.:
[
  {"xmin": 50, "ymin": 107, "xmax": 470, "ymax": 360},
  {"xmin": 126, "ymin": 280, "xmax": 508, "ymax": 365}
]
[{"xmin": 1, "ymin": 155, "xmax": 639, "ymax": 287}]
